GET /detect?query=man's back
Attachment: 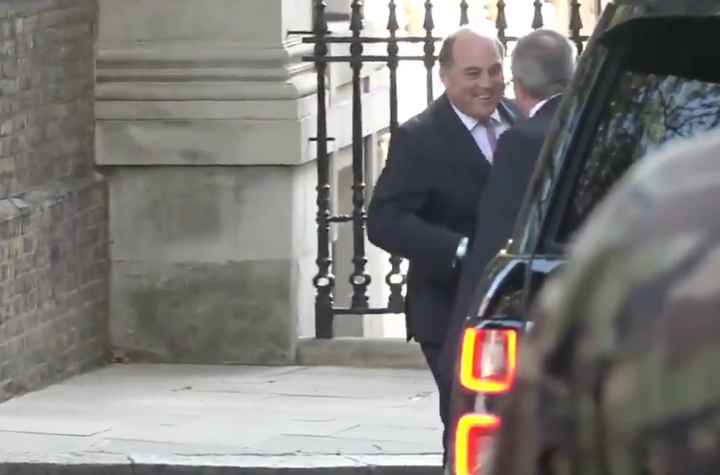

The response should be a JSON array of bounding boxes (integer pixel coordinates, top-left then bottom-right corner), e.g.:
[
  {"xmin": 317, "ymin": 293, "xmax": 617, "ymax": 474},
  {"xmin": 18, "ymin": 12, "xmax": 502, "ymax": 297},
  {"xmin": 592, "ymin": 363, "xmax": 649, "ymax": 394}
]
[
  {"xmin": 449, "ymin": 95, "xmax": 561, "ymax": 336},
  {"xmin": 490, "ymin": 129, "xmax": 720, "ymax": 475},
  {"xmin": 444, "ymin": 29, "xmax": 576, "ymax": 363}
]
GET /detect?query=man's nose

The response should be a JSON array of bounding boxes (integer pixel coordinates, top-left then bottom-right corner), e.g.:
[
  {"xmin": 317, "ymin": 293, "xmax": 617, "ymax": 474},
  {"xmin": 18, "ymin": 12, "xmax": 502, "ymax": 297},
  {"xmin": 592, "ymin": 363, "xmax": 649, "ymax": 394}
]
[{"xmin": 476, "ymin": 71, "xmax": 493, "ymax": 88}]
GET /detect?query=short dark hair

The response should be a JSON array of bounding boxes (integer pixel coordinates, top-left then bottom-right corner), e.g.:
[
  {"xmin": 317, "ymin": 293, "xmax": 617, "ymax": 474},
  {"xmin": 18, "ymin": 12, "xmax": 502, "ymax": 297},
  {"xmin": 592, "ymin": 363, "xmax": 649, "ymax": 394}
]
[
  {"xmin": 511, "ymin": 29, "xmax": 575, "ymax": 99},
  {"xmin": 438, "ymin": 26, "xmax": 505, "ymax": 70}
]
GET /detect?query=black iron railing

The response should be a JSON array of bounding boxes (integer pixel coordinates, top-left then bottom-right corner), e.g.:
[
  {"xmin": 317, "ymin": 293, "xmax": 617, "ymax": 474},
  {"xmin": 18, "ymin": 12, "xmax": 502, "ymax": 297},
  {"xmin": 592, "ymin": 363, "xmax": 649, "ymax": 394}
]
[{"xmin": 294, "ymin": 0, "xmax": 589, "ymax": 338}]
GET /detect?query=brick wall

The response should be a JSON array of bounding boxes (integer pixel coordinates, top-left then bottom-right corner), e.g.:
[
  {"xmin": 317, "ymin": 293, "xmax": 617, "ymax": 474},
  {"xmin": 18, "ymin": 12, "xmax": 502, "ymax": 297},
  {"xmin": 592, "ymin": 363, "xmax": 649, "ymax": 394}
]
[{"xmin": 0, "ymin": 0, "xmax": 108, "ymax": 400}]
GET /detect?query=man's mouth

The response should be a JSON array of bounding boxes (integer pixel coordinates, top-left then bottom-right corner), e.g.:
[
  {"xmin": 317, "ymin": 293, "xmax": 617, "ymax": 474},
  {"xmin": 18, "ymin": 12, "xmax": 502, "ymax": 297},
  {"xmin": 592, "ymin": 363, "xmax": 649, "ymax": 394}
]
[{"xmin": 478, "ymin": 94, "xmax": 493, "ymax": 102}]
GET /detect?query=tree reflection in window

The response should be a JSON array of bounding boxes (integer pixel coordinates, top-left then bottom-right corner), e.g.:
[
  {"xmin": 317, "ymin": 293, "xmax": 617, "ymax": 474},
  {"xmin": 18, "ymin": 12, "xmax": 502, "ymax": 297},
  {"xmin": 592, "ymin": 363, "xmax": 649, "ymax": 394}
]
[
  {"xmin": 516, "ymin": 45, "xmax": 607, "ymax": 254},
  {"xmin": 556, "ymin": 72, "xmax": 720, "ymax": 242}
]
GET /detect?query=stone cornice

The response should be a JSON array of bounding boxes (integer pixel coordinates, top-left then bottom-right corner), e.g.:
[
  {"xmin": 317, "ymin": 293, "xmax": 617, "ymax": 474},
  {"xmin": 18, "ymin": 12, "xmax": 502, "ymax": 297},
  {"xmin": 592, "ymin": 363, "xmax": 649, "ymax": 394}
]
[{"xmin": 96, "ymin": 39, "xmax": 316, "ymax": 102}]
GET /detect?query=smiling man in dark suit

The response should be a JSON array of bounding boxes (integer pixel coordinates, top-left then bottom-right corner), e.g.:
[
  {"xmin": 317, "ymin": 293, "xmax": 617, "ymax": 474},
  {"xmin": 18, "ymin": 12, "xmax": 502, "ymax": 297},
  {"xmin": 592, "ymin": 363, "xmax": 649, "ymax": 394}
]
[
  {"xmin": 366, "ymin": 26, "xmax": 519, "ymax": 465},
  {"xmin": 443, "ymin": 29, "xmax": 576, "ymax": 376}
]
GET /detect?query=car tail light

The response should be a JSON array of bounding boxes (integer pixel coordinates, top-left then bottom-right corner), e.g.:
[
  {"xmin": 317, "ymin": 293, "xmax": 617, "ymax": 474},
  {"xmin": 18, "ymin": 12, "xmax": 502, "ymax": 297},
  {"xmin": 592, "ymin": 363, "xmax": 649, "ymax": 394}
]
[
  {"xmin": 454, "ymin": 413, "xmax": 501, "ymax": 475},
  {"xmin": 458, "ymin": 324, "xmax": 518, "ymax": 394}
]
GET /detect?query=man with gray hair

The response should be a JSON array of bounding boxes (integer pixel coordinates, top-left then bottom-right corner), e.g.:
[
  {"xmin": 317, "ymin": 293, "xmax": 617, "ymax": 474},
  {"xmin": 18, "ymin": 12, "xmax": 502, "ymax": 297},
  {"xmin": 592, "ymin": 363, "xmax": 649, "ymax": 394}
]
[
  {"xmin": 510, "ymin": 28, "xmax": 575, "ymax": 116},
  {"xmin": 442, "ymin": 29, "xmax": 575, "ymax": 377}
]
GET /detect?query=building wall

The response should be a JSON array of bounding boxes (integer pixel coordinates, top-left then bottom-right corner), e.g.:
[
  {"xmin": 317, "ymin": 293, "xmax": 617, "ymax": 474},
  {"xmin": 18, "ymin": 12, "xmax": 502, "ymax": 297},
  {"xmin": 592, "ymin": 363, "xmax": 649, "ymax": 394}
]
[{"xmin": 0, "ymin": 0, "xmax": 108, "ymax": 401}]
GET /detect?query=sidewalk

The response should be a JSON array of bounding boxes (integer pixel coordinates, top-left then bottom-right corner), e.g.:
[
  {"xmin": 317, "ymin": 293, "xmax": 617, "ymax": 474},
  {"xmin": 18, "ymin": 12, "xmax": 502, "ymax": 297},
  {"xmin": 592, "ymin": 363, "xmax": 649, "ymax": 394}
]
[{"xmin": 0, "ymin": 364, "xmax": 442, "ymax": 474}]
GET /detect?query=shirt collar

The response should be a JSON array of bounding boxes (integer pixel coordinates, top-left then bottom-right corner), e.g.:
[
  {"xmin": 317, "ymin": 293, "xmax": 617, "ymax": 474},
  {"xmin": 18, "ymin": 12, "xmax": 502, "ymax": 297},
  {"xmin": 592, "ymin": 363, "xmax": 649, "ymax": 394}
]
[
  {"xmin": 529, "ymin": 93, "xmax": 561, "ymax": 117},
  {"xmin": 450, "ymin": 102, "xmax": 502, "ymax": 130}
]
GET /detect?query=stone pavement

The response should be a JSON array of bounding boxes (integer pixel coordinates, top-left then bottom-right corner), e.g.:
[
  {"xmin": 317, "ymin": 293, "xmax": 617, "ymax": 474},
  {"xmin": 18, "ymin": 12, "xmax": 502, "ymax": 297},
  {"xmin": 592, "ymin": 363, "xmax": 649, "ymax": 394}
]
[{"xmin": 0, "ymin": 364, "xmax": 442, "ymax": 474}]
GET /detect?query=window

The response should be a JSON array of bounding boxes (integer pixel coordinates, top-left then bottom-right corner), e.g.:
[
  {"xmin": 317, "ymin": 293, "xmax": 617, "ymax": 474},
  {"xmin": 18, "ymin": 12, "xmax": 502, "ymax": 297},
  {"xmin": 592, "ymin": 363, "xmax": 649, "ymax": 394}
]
[
  {"xmin": 555, "ymin": 73, "xmax": 720, "ymax": 242},
  {"xmin": 553, "ymin": 15, "xmax": 720, "ymax": 244},
  {"xmin": 515, "ymin": 28, "xmax": 610, "ymax": 253},
  {"xmin": 517, "ymin": 50, "xmax": 603, "ymax": 252}
]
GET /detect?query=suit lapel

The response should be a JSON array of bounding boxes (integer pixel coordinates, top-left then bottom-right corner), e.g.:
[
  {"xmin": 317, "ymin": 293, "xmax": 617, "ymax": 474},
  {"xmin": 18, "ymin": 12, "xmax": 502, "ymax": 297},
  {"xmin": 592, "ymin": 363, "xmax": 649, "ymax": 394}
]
[{"xmin": 433, "ymin": 94, "xmax": 490, "ymax": 173}]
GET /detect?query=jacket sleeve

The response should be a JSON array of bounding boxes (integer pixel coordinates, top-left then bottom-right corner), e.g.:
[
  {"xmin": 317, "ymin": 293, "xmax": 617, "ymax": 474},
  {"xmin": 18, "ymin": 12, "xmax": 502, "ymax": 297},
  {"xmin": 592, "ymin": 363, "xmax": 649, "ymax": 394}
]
[
  {"xmin": 475, "ymin": 128, "xmax": 542, "ymax": 257},
  {"xmin": 367, "ymin": 126, "xmax": 463, "ymax": 276},
  {"xmin": 457, "ymin": 128, "xmax": 541, "ymax": 318}
]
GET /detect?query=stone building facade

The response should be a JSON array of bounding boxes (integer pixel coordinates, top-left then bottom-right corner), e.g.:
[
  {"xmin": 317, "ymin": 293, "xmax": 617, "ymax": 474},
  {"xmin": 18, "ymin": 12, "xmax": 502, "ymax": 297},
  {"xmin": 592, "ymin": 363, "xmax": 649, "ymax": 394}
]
[
  {"xmin": 0, "ymin": 0, "xmax": 608, "ymax": 400},
  {"xmin": 0, "ymin": 0, "xmax": 108, "ymax": 401}
]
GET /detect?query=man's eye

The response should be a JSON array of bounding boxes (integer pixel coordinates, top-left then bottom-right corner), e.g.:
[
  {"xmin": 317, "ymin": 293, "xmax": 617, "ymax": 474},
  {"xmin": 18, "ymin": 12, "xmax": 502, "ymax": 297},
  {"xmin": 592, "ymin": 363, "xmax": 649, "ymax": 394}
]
[{"xmin": 488, "ymin": 66, "xmax": 502, "ymax": 77}]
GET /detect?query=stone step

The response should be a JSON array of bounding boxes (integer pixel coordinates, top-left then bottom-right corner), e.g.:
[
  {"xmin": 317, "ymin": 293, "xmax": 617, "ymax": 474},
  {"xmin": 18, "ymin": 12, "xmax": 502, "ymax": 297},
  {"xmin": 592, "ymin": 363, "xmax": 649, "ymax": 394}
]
[
  {"xmin": 296, "ymin": 337, "xmax": 426, "ymax": 369},
  {"xmin": 0, "ymin": 454, "xmax": 441, "ymax": 475}
]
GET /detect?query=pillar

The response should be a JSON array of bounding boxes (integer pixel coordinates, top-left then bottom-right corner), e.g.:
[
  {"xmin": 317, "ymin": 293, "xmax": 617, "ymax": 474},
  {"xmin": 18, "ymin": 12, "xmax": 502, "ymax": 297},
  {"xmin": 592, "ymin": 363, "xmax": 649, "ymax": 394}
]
[
  {"xmin": 97, "ymin": 0, "xmax": 392, "ymax": 363},
  {"xmin": 97, "ymin": 0, "xmax": 315, "ymax": 364}
]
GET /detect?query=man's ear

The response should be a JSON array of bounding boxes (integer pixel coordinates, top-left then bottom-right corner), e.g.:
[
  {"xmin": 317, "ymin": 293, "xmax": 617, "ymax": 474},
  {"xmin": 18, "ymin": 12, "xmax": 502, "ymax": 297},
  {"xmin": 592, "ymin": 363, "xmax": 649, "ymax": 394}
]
[
  {"xmin": 439, "ymin": 67, "xmax": 449, "ymax": 86},
  {"xmin": 512, "ymin": 80, "xmax": 525, "ymax": 102}
]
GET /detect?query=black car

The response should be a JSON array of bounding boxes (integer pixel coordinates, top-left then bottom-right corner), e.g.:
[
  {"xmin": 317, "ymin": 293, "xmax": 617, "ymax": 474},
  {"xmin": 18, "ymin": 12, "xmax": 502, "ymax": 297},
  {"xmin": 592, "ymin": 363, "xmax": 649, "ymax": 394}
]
[{"xmin": 449, "ymin": 1, "xmax": 720, "ymax": 474}]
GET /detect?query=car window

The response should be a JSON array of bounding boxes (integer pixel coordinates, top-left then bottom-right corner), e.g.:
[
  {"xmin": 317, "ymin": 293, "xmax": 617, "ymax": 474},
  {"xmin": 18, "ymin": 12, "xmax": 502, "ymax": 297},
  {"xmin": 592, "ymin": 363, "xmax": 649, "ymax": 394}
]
[
  {"xmin": 515, "ymin": 44, "xmax": 610, "ymax": 254},
  {"xmin": 552, "ymin": 16, "xmax": 720, "ymax": 244},
  {"xmin": 513, "ymin": 2, "xmax": 639, "ymax": 255},
  {"xmin": 555, "ymin": 71, "xmax": 720, "ymax": 243}
]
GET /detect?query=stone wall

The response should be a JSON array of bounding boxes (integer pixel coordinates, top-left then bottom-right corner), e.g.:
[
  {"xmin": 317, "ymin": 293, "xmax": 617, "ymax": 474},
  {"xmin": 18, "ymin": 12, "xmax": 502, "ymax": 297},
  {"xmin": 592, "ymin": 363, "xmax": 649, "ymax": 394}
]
[{"xmin": 0, "ymin": 0, "xmax": 108, "ymax": 401}]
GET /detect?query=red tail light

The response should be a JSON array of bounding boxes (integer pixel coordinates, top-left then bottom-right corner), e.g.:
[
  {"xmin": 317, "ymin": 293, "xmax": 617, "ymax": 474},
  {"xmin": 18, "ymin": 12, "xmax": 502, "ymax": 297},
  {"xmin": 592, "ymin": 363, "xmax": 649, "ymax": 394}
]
[
  {"xmin": 458, "ymin": 327, "xmax": 518, "ymax": 394},
  {"xmin": 454, "ymin": 413, "xmax": 501, "ymax": 475}
]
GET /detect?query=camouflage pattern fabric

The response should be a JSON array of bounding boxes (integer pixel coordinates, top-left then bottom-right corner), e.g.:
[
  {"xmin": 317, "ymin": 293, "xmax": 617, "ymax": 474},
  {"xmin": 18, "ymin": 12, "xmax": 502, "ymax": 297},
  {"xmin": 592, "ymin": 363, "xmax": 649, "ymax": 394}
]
[{"xmin": 488, "ymin": 129, "xmax": 720, "ymax": 475}]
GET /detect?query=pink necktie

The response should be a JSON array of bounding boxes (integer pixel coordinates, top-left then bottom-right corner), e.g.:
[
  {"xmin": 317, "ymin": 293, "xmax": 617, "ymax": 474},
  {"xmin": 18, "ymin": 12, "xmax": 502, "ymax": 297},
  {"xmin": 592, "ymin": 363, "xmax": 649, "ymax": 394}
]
[{"xmin": 484, "ymin": 119, "xmax": 497, "ymax": 155}]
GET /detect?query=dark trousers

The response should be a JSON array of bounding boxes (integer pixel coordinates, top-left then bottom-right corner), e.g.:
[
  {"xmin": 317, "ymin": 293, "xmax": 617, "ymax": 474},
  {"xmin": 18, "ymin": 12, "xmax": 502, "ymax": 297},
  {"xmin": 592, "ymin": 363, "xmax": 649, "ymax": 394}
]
[{"xmin": 421, "ymin": 341, "xmax": 451, "ymax": 467}]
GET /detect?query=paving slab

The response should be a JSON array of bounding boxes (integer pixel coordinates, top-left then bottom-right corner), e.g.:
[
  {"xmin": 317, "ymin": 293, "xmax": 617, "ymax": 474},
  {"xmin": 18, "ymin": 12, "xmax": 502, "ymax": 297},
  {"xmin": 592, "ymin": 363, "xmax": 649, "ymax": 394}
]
[{"xmin": 0, "ymin": 364, "xmax": 442, "ymax": 474}]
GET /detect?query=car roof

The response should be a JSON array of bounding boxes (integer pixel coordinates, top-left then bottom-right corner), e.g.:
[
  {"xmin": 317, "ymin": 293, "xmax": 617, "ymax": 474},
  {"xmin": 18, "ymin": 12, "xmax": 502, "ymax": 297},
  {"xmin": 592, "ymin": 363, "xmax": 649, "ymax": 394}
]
[
  {"xmin": 598, "ymin": 0, "xmax": 720, "ymax": 45},
  {"xmin": 613, "ymin": 0, "xmax": 720, "ymax": 18}
]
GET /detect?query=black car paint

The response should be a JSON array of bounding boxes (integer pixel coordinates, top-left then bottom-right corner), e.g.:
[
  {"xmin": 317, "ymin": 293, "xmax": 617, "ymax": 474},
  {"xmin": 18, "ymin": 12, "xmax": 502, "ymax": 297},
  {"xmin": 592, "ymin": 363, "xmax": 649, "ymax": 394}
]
[
  {"xmin": 458, "ymin": 0, "xmax": 720, "ymax": 355},
  {"xmin": 448, "ymin": 0, "xmax": 720, "ymax": 467}
]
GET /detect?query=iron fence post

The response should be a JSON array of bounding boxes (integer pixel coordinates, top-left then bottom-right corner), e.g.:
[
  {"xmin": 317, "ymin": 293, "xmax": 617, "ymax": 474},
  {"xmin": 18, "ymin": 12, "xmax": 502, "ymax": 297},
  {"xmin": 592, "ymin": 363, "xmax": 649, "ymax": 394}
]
[{"xmin": 311, "ymin": 0, "xmax": 335, "ymax": 339}]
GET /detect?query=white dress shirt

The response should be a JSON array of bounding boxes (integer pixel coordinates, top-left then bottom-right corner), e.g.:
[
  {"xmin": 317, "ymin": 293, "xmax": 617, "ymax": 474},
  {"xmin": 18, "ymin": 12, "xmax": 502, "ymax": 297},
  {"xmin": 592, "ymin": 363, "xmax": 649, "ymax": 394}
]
[
  {"xmin": 450, "ymin": 103, "xmax": 509, "ymax": 163},
  {"xmin": 450, "ymin": 102, "xmax": 510, "ymax": 264}
]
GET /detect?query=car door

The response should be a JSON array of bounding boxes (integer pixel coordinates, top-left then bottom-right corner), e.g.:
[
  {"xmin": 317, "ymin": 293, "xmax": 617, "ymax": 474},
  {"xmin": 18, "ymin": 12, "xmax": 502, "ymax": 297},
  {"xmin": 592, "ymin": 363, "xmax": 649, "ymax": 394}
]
[{"xmin": 451, "ymin": 7, "xmax": 720, "ymax": 475}]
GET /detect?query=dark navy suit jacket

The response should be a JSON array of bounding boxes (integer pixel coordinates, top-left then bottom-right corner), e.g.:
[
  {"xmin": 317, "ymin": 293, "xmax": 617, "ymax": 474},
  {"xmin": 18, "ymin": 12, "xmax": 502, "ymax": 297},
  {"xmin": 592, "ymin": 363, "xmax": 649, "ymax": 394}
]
[
  {"xmin": 441, "ymin": 95, "xmax": 562, "ymax": 368},
  {"xmin": 367, "ymin": 93, "xmax": 520, "ymax": 344}
]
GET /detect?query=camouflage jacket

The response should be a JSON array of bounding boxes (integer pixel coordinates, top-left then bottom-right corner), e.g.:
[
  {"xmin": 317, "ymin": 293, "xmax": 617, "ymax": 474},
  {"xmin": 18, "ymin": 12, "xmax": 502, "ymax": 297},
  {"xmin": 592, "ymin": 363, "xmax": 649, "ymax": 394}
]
[{"xmin": 489, "ymin": 130, "xmax": 720, "ymax": 475}]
